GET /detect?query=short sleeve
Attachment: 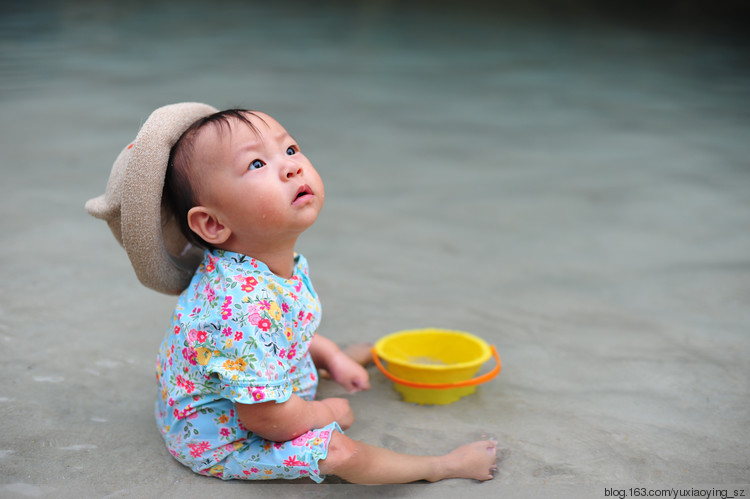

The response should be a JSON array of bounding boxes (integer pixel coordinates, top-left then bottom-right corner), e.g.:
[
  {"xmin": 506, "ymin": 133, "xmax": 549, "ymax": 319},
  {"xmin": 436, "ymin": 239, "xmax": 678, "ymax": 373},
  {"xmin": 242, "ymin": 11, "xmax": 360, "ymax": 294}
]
[
  {"xmin": 191, "ymin": 255, "xmax": 303, "ymax": 406},
  {"xmin": 177, "ymin": 250, "xmax": 318, "ymax": 407},
  {"xmin": 205, "ymin": 336, "xmax": 294, "ymax": 406}
]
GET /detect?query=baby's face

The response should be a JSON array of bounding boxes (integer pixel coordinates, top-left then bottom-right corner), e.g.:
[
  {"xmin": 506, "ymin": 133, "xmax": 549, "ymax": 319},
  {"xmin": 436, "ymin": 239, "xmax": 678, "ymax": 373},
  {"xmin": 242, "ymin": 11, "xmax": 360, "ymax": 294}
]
[{"xmin": 191, "ymin": 112, "xmax": 325, "ymax": 253}]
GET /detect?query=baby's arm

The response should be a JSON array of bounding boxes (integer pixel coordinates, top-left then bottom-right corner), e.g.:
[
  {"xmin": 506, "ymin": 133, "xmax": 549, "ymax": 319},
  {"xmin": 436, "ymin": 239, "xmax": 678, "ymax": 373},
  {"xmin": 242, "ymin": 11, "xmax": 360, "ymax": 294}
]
[
  {"xmin": 309, "ymin": 334, "xmax": 370, "ymax": 393},
  {"xmin": 236, "ymin": 395, "xmax": 353, "ymax": 442}
]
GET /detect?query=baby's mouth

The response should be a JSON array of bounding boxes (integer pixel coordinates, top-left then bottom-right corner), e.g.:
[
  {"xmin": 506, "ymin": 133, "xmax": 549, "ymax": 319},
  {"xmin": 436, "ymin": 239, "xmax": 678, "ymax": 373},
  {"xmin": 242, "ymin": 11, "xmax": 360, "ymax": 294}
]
[{"xmin": 293, "ymin": 185, "xmax": 313, "ymax": 204}]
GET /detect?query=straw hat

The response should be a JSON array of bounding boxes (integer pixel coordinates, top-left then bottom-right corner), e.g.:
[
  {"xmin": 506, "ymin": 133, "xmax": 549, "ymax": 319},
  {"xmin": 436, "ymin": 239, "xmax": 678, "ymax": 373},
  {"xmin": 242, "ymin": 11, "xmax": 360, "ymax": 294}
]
[{"xmin": 85, "ymin": 102, "xmax": 218, "ymax": 295}]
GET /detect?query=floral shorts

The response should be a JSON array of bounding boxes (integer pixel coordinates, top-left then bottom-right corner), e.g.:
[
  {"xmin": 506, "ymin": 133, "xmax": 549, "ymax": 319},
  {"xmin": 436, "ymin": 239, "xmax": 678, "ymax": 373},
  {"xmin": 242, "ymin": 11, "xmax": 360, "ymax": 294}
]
[{"xmin": 198, "ymin": 422, "xmax": 342, "ymax": 483}]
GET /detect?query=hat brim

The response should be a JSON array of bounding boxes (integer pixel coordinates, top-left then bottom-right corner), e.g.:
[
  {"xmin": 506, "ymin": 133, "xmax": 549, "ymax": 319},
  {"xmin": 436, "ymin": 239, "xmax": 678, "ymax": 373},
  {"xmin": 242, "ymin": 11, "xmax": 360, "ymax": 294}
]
[{"xmin": 87, "ymin": 102, "xmax": 218, "ymax": 295}]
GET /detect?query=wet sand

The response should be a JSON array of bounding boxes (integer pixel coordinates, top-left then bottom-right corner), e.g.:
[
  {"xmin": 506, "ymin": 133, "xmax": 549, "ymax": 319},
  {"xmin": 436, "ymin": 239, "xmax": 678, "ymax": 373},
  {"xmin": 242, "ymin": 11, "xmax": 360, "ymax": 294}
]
[{"xmin": 1, "ymin": 1, "xmax": 748, "ymax": 497}]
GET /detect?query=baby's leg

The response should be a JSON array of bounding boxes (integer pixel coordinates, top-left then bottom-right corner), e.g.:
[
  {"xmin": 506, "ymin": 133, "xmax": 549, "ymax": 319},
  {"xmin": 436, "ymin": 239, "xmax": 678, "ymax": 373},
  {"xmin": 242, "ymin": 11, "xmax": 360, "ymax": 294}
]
[{"xmin": 319, "ymin": 431, "xmax": 497, "ymax": 484}]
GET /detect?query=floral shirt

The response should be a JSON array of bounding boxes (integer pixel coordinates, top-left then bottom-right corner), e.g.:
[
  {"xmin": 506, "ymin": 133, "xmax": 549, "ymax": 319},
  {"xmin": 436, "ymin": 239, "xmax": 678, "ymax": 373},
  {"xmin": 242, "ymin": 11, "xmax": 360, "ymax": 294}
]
[{"xmin": 155, "ymin": 249, "xmax": 333, "ymax": 481}]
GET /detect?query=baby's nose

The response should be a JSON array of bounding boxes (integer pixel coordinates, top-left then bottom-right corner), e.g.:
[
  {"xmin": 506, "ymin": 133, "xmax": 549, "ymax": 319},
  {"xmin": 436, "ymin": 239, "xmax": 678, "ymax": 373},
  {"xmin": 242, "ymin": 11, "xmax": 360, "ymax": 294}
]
[
  {"xmin": 284, "ymin": 162, "xmax": 303, "ymax": 178},
  {"xmin": 286, "ymin": 167, "xmax": 302, "ymax": 178}
]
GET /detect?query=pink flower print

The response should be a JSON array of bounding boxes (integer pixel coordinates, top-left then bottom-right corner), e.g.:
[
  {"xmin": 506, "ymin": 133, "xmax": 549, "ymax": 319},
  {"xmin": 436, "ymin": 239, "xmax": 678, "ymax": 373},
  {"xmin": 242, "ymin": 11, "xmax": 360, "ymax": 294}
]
[
  {"xmin": 204, "ymin": 285, "xmax": 215, "ymax": 302},
  {"xmin": 243, "ymin": 467, "xmax": 260, "ymax": 476},
  {"xmin": 287, "ymin": 343, "xmax": 297, "ymax": 360},
  {"xmin": 184, "ymin": 380, "xmax": 195, "ymax": 393},
  {"xmin": 221, "ymin": 296, "xmax": 233, "ymax": 320},
  {"xmin": 173, "ymin": 325, "xmax": 181, "ymax": 336},
  {"xmin": 291, "ymin": 431, "xmax": 314, "ymax": 447},
  {"xmin": 222, "ymin": 326, "xmax": 233, "ymax": 337},
  {"xmin": 188, "ymin": 441, "xmax": 211, "ymax": 458},
  {"xmin": 220, "ymin": 427, "xmax": 230, "ymax": 437},
  {"xmin": 258, "ymin": 318, "xmax": 272, "ymax": 332},
  {"xmin": 293, "ymin": 279, "xmax": 303, "ymax": 293},
  {"xmin": 289, "ymin": 292, "xmax": 298, "ymax": 301},
  {"xmin": 187, "ymin": 329, "xmax": 198, "ymax": 342},
  {"xmin": 297, "ymin": 311, "xmax": 305, "ymax": 321},
  {"xmin": 282, "ymin": 302, "xmax": 290, "ymax": 313},
  {"xmin": 205, "ymin": 255, "xmax": 217, "ymax": 273},
  {"xmin": 240, "ymin": 276, "xmax": 258, "ymax": 293},
  {"xmin": 234, "ymin": 330, "xmax": 243, "ymax": 341},
  {"xmin": 175, "ymin": 375, "xmax": 186, "ymax": 388},
  {"xmin": 258, "ymin": 300, "xmax": 271, "ymax": 311},
  {"xmin": 173, "ymin": 404, "xmax": 194, "ymax": 420},
  {"xmin": 182, "ymin": 346, "xmax": 197, "ymax": 366},
  {"xmin": 248, "ymin": 313, "xmax": 261, "ymax": 326},
  {"xmin": 190, "ymin": 306, "xmax": 202, "ymax": 318},
  {"xmin": 250, "ymin": 387, "xmax": 265, "ymax": 401},
  {"xmin": 283, "ymin": 455, "xmax": 308, "ymax": 467}
]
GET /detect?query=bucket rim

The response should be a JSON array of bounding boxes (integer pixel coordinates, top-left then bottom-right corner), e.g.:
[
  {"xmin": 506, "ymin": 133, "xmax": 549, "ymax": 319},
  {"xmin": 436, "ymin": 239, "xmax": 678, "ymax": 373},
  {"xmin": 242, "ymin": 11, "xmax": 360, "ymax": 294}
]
[{"xmin": 373, "ymin": 328, "xmax": 492, "ymax": 371}]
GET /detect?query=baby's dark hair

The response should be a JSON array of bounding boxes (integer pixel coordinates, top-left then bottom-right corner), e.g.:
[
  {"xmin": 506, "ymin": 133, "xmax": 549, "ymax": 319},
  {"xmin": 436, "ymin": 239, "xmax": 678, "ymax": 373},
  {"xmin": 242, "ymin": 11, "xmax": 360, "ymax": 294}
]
[{"xmin": 163, "ymin": 109, "xmax": 266, "ymax": 249}]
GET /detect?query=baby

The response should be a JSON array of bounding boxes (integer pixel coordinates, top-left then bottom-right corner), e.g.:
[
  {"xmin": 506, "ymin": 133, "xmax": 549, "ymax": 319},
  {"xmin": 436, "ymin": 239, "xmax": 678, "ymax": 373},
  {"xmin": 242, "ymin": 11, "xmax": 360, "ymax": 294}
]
[{"xmin": 88, "ymin": 103, "xmax": 497, "ymax": 484}]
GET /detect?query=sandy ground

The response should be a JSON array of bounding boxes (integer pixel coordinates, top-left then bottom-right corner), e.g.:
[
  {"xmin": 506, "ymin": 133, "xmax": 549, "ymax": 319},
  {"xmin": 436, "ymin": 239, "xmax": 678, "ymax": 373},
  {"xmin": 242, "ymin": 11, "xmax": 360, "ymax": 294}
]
[{"xmin": 1, "ymin": 1, "xmax": 749, "ymax": 498}]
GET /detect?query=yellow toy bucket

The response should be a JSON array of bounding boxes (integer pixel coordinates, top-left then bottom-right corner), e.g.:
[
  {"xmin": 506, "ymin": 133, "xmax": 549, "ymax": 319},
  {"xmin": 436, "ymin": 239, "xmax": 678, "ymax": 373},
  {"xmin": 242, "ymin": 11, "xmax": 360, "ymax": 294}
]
[{"xmin": 372, "ymin": 328, "xmax": 501, "ymax": 405}]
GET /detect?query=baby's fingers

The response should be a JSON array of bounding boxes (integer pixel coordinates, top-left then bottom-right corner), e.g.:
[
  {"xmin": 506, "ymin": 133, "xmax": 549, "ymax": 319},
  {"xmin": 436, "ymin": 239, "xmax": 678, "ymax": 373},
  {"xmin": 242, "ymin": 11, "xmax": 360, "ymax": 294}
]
[
  {"xmin": 340, "ymin": 370, "xmax": 370, "ymax": 393},
  {"xmin": 348, "ymin": 374, "xmax": 371, "ymax": 393}
]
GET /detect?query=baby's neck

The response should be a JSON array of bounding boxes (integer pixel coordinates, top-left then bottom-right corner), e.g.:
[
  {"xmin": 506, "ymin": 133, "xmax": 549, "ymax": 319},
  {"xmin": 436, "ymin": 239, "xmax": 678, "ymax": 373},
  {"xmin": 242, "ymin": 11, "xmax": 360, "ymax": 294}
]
[
  {"xmin": 261, "ymin": 253, "xmax": 297, "ymax": 279},
  {"xmin": 219, "ymin": 240, "xmax": 299, "ymax": 279}
]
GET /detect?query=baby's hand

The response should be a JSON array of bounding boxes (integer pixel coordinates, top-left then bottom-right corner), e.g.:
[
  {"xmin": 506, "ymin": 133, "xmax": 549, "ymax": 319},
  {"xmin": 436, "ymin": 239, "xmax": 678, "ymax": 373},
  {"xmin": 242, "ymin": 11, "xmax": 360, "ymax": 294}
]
[
  {"xmin": 321, "ymin": 397, "xmax": 354, "ymax": 429},
  {"xmin": 326, "ymin": 350, "xmax": 371, "ymax": 393}
]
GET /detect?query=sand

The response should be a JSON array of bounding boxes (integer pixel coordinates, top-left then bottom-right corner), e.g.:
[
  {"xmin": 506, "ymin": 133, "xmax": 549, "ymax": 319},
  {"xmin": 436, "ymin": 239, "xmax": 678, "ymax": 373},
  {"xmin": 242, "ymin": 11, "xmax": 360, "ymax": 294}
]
[{"xmin": 1, "ymin": 1, "xmax": 748, "ymax": 497}]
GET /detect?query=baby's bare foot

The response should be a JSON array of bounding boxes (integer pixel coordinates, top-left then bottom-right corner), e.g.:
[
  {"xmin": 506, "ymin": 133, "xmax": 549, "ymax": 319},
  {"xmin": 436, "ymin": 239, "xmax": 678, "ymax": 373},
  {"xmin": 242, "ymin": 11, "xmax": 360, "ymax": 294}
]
[{"xmin": 434, "ymin": 439, "xmax": 498, "ymax": 482}]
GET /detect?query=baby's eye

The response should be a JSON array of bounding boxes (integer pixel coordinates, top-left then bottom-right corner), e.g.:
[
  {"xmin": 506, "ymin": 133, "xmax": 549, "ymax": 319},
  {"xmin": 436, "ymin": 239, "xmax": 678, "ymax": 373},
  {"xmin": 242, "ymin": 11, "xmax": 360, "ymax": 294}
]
[
  {"xmin": 249, "ymin": 159, "xmax": 265, "ymax": 170},
  {"xmin": 286, "ymin": 146, "xmax": 297, "ymax": 156}
]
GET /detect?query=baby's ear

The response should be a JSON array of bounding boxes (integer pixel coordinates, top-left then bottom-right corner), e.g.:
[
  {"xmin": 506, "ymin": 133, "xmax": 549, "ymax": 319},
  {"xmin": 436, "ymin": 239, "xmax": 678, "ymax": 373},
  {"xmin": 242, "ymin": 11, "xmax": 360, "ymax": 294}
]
[{"xmin": 187, "ymin": 206, "xmax": 231, "ymax": 245}]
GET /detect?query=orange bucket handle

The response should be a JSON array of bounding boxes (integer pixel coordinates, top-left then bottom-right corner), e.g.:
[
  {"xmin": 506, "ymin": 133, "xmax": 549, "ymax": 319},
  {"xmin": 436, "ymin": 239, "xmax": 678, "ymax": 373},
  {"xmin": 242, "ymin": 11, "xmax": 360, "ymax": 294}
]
[{"xmin": 372, "ymin": 346, "xmax": 501, "ymax": 390}]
